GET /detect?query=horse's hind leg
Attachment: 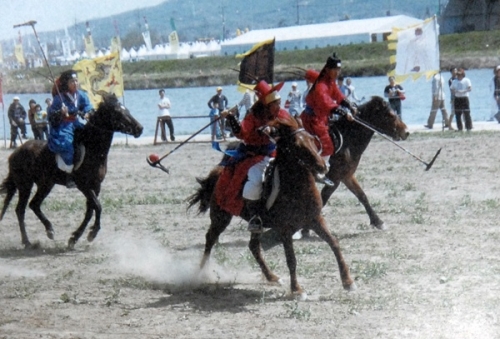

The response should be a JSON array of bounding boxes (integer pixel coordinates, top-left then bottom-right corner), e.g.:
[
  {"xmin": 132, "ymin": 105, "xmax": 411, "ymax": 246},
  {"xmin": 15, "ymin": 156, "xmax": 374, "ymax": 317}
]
[
  {"xmin": 15, "ymin": 186, "xmax": 33, "ymax": 247},
  {"xmin": 342, "ymin": 175, "xmax": 384, "ymax": 229},
  {"xmin": 29, "ymin": 184, "xmax": 55, "ymax": 240},
  {"xmin": 86, "ymin": 191, "xmax": 102, "ymax": 242},
  {"xmin": 311, "ymin": 216, "xmax": 356, "ymax": 291},
  {"xmin": 248, "ymin": 233, "xmax": 280, "ymax": 283},
  {"xmin": 200, "ymin": 206, "xmax": 232, "ymax": 269}
]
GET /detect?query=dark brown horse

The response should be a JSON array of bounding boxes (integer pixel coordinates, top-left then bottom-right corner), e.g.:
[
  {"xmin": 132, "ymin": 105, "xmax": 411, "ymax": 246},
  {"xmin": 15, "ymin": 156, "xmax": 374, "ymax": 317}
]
[
  {"xmin": 188, "ymin": 117, "xmax": 355, "ymax": 298},
  {"xmin": 0, "ymin": 94, "xmax": 143, "ymax": 248},
  {"xmin": 319, "ymin": 96, "xmax": 409, "ymax": 230}
]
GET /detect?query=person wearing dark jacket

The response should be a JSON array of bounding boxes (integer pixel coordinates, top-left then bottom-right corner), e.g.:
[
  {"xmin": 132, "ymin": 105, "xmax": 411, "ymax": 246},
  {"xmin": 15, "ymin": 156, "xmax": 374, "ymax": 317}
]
[{"xmin": 8, "ymin": 96, "xmax": 27, "ymax": 147}]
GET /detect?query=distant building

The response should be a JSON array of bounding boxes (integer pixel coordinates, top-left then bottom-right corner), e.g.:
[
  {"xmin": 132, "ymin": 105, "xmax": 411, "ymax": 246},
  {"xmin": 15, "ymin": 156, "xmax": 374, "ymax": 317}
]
[
  {"xmin": 220, "ymin": 15, "xmax": 423, "ymax": 56},
  {"xmin": 440, "ymin": 0, "xmax": 500, "ymax": 34}
]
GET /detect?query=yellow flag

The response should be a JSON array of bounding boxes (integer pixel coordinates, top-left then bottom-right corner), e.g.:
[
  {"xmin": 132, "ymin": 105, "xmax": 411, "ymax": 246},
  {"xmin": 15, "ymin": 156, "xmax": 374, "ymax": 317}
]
[
  {"xmin": 15, "ymin": 43, "xmax": 25, "ymax": 66},
  {"xmin": 73, "ymin": 52, "xmax": 124, "ymax": 107},
  {"xmin": 169, "ymin": 31, "xmax": 179, "ymax": 53}
]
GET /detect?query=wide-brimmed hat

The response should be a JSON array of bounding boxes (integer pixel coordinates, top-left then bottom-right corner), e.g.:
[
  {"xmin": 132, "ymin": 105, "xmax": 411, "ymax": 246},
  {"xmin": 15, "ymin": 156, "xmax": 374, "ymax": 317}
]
[
  {"xmin": 495, "ymin": 65, "xmax": 500, "ymax": 72},
  {"xmin": 216, "ymin": 86, "xmax": 222, "ymax": 91},
  {"xmin": 325, "ymin": 52, "xmax": 341, "ymax": 69},
  {"xmin": 305, "ymin": 69, "xmax": 319, "ymax": 83},
  {"xmin": 13, "ymin": 96, "xmax": 20, "ymax": 101},
  {"xmin": 254, "ymin": 80, "xmax": 284, "ymax": 105}
]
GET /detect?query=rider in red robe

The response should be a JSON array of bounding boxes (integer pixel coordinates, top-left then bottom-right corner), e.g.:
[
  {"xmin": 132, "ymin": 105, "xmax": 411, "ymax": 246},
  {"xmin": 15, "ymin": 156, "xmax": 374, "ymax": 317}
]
[
  {"xmin": 301, "ymin": 53, "xmax": 356, "ymax": 183},
  {"xmin": 221, "ymin": 80, "xmax": 290, "ymax": 233}
]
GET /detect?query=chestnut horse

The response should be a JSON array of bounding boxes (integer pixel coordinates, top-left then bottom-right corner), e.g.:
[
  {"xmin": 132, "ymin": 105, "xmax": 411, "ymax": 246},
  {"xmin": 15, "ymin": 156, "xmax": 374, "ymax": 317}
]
[
  {"xmin": 188, "ymin": 117, "xmax": 355, "ymax": 298},
  {"xmin": 321, "ymin": 96, "xmax": 409, "ymax": 230},
  {"xmin": 0, "ymin": 94, "xmax": 143, "ymax": 248}
]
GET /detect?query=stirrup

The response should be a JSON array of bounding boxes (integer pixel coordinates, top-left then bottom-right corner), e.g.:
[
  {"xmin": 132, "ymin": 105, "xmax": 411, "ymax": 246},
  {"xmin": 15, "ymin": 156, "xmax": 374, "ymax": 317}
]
[
  {"xmin": 247, "ymin": 215, "xmax": 263, "ymax": 234},
  {"xmin": 315, "ymin": 173, "xmax": 334, "ymax": 187}
]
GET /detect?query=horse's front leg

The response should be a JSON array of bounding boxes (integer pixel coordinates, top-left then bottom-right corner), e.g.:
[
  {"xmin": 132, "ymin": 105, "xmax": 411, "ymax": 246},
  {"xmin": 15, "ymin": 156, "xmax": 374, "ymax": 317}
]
[
  {"xmin": 342, "ymin": 175, "xmax": 384, "ymax": 230},
  {"xmin": 311, "ymin": 216, "xmax": 356, "ymax": 291},
  {"xmin": 279, "ymin": 231, "xmax": 305, "ymax": 298},
  {"xmin": 29, "ymin": 183, "xmax": 56, "ymax": 240},
  {"xmin": 248, "ymin": 233, "xmax": 280, "ymax": 283},
  {"xmin": 67, "ymin": 189, "xmax": 97, "ymax": 249}
]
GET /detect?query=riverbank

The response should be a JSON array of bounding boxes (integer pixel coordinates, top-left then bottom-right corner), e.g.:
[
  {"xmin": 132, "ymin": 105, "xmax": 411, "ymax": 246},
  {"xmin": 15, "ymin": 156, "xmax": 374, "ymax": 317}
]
[{"xmin": 3, "ymin": 30, "xmax": 500, "ymax": 93}]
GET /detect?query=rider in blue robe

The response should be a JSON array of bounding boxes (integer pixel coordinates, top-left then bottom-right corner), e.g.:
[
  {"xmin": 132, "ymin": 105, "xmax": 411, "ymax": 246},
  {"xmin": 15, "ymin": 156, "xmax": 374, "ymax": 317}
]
[{"xmin": 48, "ymin": 70, "xmax": 94, "ymax": 188}]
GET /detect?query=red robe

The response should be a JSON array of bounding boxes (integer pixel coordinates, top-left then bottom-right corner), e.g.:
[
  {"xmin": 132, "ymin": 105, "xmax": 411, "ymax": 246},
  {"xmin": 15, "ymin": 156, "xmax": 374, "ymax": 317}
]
[
  {"xmin": 215, "ymin": 107, "xmax": 290, "ymax": 216},
  {"xmin": 302, "ymin": 74, "xmax": 345, "ymax": 156}
]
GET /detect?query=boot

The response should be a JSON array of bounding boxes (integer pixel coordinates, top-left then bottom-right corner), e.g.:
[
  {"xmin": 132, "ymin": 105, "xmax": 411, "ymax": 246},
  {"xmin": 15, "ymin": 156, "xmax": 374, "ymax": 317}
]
[{"xmin": 245, "ymin": 199, "xmax": 264, "ymax": 234}]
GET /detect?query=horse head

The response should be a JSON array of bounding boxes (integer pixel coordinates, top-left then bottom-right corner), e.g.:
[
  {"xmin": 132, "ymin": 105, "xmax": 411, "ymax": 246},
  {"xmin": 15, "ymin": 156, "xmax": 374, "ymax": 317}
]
[
  {"xmin": 357, "ymin": 96, "xmax": 409, "ymax": 141},
  {"xmin": 90, "ymin": 94, "xmax": 143, "ymax": 138},
  {"xmin": 269, "ymin": 116, "xmax": 327, "ymax": 176}
]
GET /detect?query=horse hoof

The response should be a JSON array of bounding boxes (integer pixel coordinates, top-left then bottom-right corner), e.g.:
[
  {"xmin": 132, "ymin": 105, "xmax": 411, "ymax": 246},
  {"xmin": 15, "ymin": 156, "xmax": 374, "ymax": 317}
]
[
  {"xmin": 372, "ymin": 222, "xmax": 386, "ymax": 230},
  {"xmin": 344, "ymin": 282, "xmax": 357, "ymax": 292},
  {"xmin": 292, "ymin": 291, "xmax": 308, "ymax": 301},
  {"xmin": 46, "ymin": 230, "xmax": 55, "ymax": 240},
  {"xmin": 87, "ymin": 233, "xmax": 96, "ymax": 242}
]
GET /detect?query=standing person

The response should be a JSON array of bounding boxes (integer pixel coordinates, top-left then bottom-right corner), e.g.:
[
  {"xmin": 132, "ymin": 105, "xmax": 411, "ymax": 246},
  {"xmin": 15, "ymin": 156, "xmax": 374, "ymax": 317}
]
[
  {"xmin": 345, "ymin": 77, "xmax": 363, "ymax": 103},
  {"xmin": 44, "ymin": 97, "xmax": 52, "ymax": 112},
  {"xmin": 157, "ymin": 89, "xmax": 175, "ymax": 142},
  {"xmin": 490, "ymin": 65, "xmax": 500, "ymax": 123},
  {"xmin": 221, "ymin": 80, "xmax": 289, "ymax": 233},
  {"xmin": 301, "ymin": 52, "xmax": 355, "ymax": 184},
  {"xmin": 7, "ymin": 96, "xmax": 28, "ymax": 147},
  {"xmin": 424, "ymin": 72, "xmax": 450, "ymax": 130},
  {"xmin": 337, "ymin": 76, "xmax": 351, "ymax": 97},
  {"xmin": 208, "ymin": 87, "xmax": 229, "ymax": 135},
  {"xmin": 447, "ymin": 68, "xmax": 457, "ymax": 130},
  {"xmin": 286, "ymin": 82, "xmax": 302, "ymax": 117},
  {"xmin": 34, "ymin": 104, "xmax": 49, "ymax": 141},
  {"xmin": 238, "ymin": 89, "xmax": 254, "ymax": 119},
  {"xmin": 48, "ymin": 69, "xmax": 94, "ymax": 188},
  {"xmin": 384, "ymin": 76, "xmax": 405, "ymax": 120},
  {"xmin": 27, "ymin": 99, "xmax": 42, "ymax": 140},
  {"xmin": 209, "ymin": 102, "xmax": 223, "ymax": 141},
  {"xmin": 450, "ymin": 68, "xmax": 472, "ymax": 131}
]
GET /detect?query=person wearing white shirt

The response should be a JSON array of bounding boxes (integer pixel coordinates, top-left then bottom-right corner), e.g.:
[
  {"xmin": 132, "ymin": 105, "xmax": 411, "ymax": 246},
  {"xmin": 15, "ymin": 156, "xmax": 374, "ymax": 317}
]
[
  {"xmin": 158, "ymin": 89, "xmax": 175, "ymax": 141},
  {"xmin": 424, "ymin": 73, "xmax": 450, "ymax": 130},
  {"xmin": 450, "ymin": 68, "xmax": 472, "ymax": 131}
]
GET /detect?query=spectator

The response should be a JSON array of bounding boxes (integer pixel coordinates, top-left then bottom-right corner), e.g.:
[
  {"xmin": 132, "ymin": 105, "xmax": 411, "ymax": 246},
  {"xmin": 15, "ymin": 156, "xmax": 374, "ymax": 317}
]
[
  {"xmin": 209, "ymin": 102, "xmax": 223, "ymax": 142},
  {"xmin": 286, "ymin": 82, "xmax": 302, "ymax": 117},
  {"xmin": 44, "ymin": 98, "xmax": 52, "ymax": 112},
  {"xmin": 238, "ymin": 89, "xmax": 254, "ymax": 119},
  {"xmin": 157, "ymin": 89, "xmax": 175, "ymax": 142},
  {"xmin": 208, "ymin": 87, "xmax": 229, "ymax": 135},
  {"xmin": 490, "ymin": 65, "xmax": 500, "ymax": 123},
  {"xmin": 34, "ymin": 104, "xmax": 49, "ymax": 141},
  {"xmin": 345, "ymin": 77, "xmax": 363, "ymax": 103},
  {"xmin": 7, "ymin": 96, "xmax": 27, "ymax": 147},
  {"xmin": 338, "ymin": 76, "xmax": 351, "ymax": 97},
  {"xmin": 27, "ymin": 99, "xmax": 42, "ymax": 140},
  {"xmin": 384, "ymin": 76, "xmax": 405, "ymax": 119},
  {"xmin": 424, "ymin": 72, "xmax": 450, "ymax": 130},
  {"xmin": 447, "ymin": 68, "xmax": 457, "ymax": 130},
  {"xmin": 450, "ymin": 68, "xmax": 472, "ymax": 131}
]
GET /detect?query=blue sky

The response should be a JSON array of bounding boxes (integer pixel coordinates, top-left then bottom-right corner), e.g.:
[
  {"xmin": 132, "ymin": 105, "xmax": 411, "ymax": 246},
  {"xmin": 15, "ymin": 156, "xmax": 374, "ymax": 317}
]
[{"xmin": 0, "ymin": 0, "xmax": 164, "ymax": 42}]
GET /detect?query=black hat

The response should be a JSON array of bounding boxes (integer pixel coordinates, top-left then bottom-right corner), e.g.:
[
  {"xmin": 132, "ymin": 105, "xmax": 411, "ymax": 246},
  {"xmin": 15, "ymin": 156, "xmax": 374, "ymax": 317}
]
[{"xmin": 325, "ymin": 52, "xmax": 341, "ymax": 69}]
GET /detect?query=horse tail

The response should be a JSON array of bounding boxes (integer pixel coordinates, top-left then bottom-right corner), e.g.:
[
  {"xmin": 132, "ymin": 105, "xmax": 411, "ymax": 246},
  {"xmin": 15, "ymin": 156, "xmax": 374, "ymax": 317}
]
[
  {"xmin": 0, "ymin": 173, "xmax": 17, "ymax": 221},
  {"xmin": 187, "ymin": 167, "xmax": 221, "ymax": 214}
]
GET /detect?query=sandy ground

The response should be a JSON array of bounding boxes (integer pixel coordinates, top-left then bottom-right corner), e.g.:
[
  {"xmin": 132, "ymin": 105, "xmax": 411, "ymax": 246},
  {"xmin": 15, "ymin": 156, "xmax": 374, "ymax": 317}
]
[{"xmin": 0, "ymin": 124, "xmax": 499, "ymax": 338}]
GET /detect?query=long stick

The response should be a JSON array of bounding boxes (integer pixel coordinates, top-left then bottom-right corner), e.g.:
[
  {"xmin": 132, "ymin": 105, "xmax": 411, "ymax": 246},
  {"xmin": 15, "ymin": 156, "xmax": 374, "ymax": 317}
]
[
  {"xmin": 353, "ymin": 116, "xmax": 441, "ymax": 171},
  {"xmin": 147, "ymin": 108, "xmax": 235, "ymax": 173}
]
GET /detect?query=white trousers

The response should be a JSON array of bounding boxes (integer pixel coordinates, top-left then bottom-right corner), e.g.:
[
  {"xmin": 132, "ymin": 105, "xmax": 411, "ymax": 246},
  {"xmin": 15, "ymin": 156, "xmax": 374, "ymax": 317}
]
[{"xmin": 242, "ymin": 156, "xmax": 271, "ymax": 200}]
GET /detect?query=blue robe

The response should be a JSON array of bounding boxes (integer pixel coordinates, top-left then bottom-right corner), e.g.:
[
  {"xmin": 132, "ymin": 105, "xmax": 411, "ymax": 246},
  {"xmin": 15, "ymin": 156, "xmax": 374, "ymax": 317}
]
[{"xmin": 48, "ymin": 90, "xmax": 93, "ymax": 166}]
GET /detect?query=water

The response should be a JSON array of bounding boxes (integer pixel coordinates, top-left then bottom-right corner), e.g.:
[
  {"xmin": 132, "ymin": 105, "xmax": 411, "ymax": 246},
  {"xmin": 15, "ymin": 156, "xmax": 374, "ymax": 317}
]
[{"xmin": 1, "ymin": 68, "xmax": 497, "ymax": 140}]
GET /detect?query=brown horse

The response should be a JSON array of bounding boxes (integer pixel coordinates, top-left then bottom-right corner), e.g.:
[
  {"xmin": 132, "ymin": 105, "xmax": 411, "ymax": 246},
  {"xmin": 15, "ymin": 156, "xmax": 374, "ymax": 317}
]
[
  {"xmin": 0, "ymin": 94, "xmax": 143, "ymax": 248},
  {"xmin": 320, "ymin": 96, "xmax": 409, "ymax": 230},
  {"xmin": 188, "ymin": 116, "xmax": 355, "ymax": 298}
]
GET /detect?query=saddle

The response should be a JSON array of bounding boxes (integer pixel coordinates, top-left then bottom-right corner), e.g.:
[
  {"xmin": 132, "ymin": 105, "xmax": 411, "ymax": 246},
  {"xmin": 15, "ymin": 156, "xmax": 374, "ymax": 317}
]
[
  {"xmin": 55, "ymin": 144, "xmax": 85, "ymax": 173},
  {"xmin": 329, "ymin": 123, "xmax": 344, "ymax": 155}
]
